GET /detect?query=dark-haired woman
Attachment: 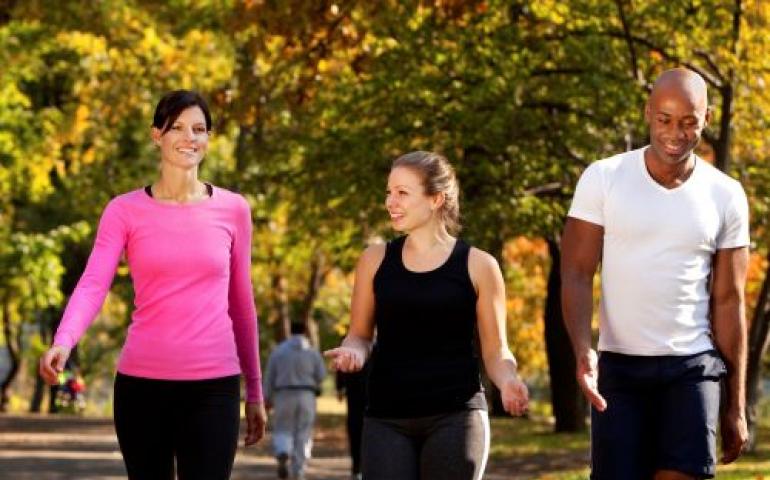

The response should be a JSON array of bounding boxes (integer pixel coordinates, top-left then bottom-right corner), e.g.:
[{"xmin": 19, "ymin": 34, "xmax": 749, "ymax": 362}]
[
  {"xmin": 325, "ymin": 151, "xmax": 529, "ymax": 480},
  {"xmin": 39, "ymin": 90, "xmax": 266, "ymax": 480}
]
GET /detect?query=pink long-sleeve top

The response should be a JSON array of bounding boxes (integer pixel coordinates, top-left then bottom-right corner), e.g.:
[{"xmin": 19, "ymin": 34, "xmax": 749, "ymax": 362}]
[{"xmin": 54, "ymin": 186, "xmax": 263, "ymax": 402}]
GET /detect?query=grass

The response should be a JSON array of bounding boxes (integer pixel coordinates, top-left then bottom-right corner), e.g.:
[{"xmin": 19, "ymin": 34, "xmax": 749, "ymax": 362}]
[
  {"xmin": 315, "ymin": 397, "xmax": 770, "ymax": 478},
  {"xmin": 487, "ymin": 412, "xmax": 770, "ymax": 479},
  {"xmin": 713, "ymin": 422, "xmax": 770, "ymax": 479},
  {"xmin": 489, "ymin": 416, "xmax": 590, "ymax": 458}
]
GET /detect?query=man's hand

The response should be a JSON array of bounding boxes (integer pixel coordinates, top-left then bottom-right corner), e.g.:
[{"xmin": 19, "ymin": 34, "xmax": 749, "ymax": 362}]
[
  {"xmin": 244, "ymin": 401, "xmax": 267, "ymax": 446},
  {"xmin": 576, "ymin": 349, "xmax": 607, "ymax": 411},
  {"xmin": 720, "ymin": 409, "xmax": 748, "ymax": 463}
]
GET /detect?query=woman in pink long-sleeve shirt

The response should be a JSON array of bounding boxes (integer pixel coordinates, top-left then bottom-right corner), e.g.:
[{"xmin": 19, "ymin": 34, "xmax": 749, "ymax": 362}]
[{"xmin": 39, "ymin": 90, "xmax": 266, "ymax": 480}]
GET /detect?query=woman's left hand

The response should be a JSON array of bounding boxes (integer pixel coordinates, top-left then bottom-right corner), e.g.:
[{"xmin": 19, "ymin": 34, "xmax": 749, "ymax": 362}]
[
  {"xmin": 244, "ymin": 401, "xmax": 267, "ymax": 446},
  {"xmin": 500, "ymin": 377, "xmax": 529, "ymax": 417}
]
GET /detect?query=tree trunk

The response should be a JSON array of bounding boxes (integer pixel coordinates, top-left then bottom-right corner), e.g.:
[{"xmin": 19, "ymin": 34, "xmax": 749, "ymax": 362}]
[
  {"xmin": 714, "ymin": 82, "xmax": 734, "ymax": 173},
  {"xmin": 0, "ymin": 295, "xmax": 19, "ymax": 412},
  {"xmin": 300, "ymin": 252, "xmax": 326, "ymax": 347},
  {"xmin": 272, "ymin": 272, "xmax": 291, "ymax": 342},
  {"xmin": 746, "ymin": 256, "xmax": 770, "ymax": 451},
  {"xmin": 29, "ymin": 375, "xmax": 45, "ymax": 413},
  {"xmin": 484, "ymin": 235, "xmax": 507, "ymax": 416},
  {"xmin": 48, "ymin": 384, "xmax": 59, "ymax": 413},
  {"xmin": 29, "ymin": 310, "xmax": 50, "ymax": 413},
  {"xmin": 544, "ymin": 238, "xmax": 587, "ymax": 431}
]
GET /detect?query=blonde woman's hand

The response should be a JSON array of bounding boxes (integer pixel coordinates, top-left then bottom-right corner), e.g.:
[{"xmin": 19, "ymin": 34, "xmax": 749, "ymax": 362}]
[
  {"xmin": 324, "ymin": 346, "xmax": 365, "ymax": 373},
  {"xmin": 500, "ymin": 377, "xmax": 529, "ymax": 417}
]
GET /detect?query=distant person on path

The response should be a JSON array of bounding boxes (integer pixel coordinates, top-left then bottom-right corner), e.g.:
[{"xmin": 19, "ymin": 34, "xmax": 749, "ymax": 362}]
[
  {"xmin": 325, "ymin": 151, "xmax": 529, "ymax": 480},
  {"xmin": 335, "ymin": 363, "xmax": 367, "ymax": 480},
  {"xmin": 562, "ymin": 68, "xmax": 750, "ymax": 479},
  {"xmin": 39, "ymin": 90, "xmax": 266, "ymax": 480},
  {"xmin": 264, "ymin": 322, "xmax": 326, "ymax": 480},
  {"xmin": 55, "ymin": 363, "xmax": 86, "ymax": 414}
]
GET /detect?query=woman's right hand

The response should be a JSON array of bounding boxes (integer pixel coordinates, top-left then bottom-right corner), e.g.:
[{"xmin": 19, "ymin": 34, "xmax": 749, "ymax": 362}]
[
  {"xmin": 39, "ymin": 345, "xmax": 72, "ymax": 385},
  {"xmin": 324, "ymin": 346, "xmax": 365, "ymax": 373}
]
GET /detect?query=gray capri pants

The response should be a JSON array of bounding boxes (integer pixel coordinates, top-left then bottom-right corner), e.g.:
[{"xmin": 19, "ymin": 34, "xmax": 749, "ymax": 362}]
[{"xmin": 361, "ymin": 409, "xmax": 490, "ymax": 480}]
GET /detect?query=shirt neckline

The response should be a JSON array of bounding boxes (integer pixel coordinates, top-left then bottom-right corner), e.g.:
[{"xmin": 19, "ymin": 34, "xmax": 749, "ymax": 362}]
[
  {"xmin": 399, "ymin": 237, "xmax": 460, "ymax": 274},
  {"xmin": 638, "ymin": 147, "xmax": 700, "ymax": 194},
  {"xmin": 141, "ymin": 183, "xmax": 216, "ymax": 208}
]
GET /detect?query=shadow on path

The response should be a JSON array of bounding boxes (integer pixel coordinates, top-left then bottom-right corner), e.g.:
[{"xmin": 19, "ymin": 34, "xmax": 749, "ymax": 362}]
[{"xmin": 0, "ymin": 414, "xmax": 587, "ymax": 479}]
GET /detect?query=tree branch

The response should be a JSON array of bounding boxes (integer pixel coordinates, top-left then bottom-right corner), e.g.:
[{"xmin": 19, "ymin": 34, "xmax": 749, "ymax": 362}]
[
  {"xmin": 521, "ymin": 100, "xmax": 597, "ymax": 121},
  {"xmin": 732, "ymin": 0, "xmax": 742, "ymax": 55},
  {"xmin": 694, "ymin": 49, "xmax": 727, "ymax": 84},
  {"xmin": 523, "ymin": 182, "xmax": 564, "ymax": 197},
  {"xmin": 541, "ymin": 28, "xmax": 723, "ymax": 89},
  {"xmin": 531, "ymin": 67, "xmax": 590, "ymax": 76},
  {"xmin": 613, "ymin": 0, "xmax": 644, "ymax": 86}
]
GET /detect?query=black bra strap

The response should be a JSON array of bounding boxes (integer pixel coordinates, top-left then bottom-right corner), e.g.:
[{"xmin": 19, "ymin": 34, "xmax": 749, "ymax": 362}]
[{"xmin": 144, "ymin": 183, "xmax": 213, "ymax": 198}]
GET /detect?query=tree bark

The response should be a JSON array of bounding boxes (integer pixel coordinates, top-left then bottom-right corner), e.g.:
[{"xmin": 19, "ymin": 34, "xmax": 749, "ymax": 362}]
[
  {"xmin": 713, "ymin": 82, "xmax": 733, "ymax": 172},
  {"xmin": 544, "ymin": 238, "xmax": 587, "ymax": 431},
  {"xmin": 746, "ymin": 255, "xmax": 770, "ymax": 451},
  {"xmin": 29, "ymin": 375, "xmax": 45, "ymax": 413},
  {"xmin": 0, "ymin": 294, "xmax": 19, "ymax": 412},
  {"xmin": 48, "ymin": 384, "xmax": 59, "ymax": 414},
  {"xmin": 483, "ymin": 235, "xmax": 507, "ymax": 416},
  {"xmin": 29, "ymin": 310, "xmax": 50, "ymax": 413},
  {"xmin": 271, "ymin": 272, "xmax": 291, "ymax": 342},
  {"xmin": 299, "ymin": 252, "xmax": 327, "ymax": 347}
]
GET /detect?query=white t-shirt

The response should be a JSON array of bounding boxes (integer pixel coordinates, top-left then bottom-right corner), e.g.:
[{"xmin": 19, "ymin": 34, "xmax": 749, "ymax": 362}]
[{"xmin": 568, "ymin": 147, "xmax": 750, "ymax": 355}]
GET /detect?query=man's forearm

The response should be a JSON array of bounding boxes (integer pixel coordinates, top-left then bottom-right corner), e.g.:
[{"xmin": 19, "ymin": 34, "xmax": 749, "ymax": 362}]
[
  {"xmin": 713, "ymin": 302, "xmax": 747, "ymax": 413},
  {"xmin": 562, "ymin": 275, "xmax": 595, "ymax": 357},
  {"xmin": 710, "ymin": 246, "xmax": 749, "ymax": 414}
]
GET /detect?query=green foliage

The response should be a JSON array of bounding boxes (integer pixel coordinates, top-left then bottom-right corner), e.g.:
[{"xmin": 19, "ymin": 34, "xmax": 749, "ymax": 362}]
[
  {"xmin": 0, "ymin": 223, "xmax": 90, "ymax": 314},
  {"xmin": 2, "ymin": 1, "xmax": 770, "ymax": 412}
]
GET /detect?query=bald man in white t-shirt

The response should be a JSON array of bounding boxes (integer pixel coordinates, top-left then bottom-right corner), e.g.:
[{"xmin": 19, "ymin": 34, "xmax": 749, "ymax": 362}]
[{"xmin": 562, "ymin": 68, "xmax": 749, "ymax": 480}]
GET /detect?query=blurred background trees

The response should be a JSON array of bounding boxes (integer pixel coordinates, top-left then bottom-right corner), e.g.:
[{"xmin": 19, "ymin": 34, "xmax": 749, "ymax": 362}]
[{"xmin": 1, "ymin": 0, "xmax": 768, "ymax": 446}]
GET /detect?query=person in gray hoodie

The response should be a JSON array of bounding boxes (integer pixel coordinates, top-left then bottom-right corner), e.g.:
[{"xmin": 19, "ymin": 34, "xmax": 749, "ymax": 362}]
[{"xmin": 264, "ymin": 322, "xmax": 326, "ymax": 480}]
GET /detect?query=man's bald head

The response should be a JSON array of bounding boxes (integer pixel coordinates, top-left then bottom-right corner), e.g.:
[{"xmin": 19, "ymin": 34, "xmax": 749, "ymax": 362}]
[
  {"xmin": 649, "ymin": 68, "xmax": 709, "ymax": 114},
  {"xmin": 645, "ymin": 68, "xmax": 711, "ymax": 166}
]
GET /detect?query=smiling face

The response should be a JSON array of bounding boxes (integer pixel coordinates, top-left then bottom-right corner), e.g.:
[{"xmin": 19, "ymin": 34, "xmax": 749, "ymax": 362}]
[
  {"xmin": 385, "ymin": 166, "xmax": 442, "ymax": 233},
  {"xmin": 151, "ymin": 106, "xmax": 209, "ymax": 170},
  {"xmin": 645, "ymin": 70, "xmax": 710, "ymax": 166}
]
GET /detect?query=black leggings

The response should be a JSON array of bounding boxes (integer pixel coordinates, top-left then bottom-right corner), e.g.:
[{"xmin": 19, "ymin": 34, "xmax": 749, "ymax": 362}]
[
  {"xmin": 113, "ymin": 373, "xmax": 240, "ymax": 480},
  {"xmin": 362, "ymin": 409, "xmax": 490, "ymax": 480}
]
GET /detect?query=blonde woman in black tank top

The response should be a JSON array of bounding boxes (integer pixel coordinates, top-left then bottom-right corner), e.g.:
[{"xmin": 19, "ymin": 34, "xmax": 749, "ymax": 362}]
[{"xmin": 325, "ymin": 151, "xmax": 529, "ymax": 480}]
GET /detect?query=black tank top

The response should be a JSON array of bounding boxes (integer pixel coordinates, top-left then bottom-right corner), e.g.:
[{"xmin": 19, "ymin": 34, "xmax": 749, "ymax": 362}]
[{"xmin": 366, "ymin": 236, "xmax": 487, "ymax": 418}]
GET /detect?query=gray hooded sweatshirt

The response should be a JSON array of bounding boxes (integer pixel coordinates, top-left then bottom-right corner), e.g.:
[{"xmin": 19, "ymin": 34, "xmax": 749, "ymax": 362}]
[{"xmin": 263, "ymin": 335, "xmax": 326, "ymax": 402}]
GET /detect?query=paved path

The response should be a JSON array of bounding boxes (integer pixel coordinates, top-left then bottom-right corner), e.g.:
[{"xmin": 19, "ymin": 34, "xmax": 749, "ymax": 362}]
[
  {"xmin": 0, "ymin": 414, "xmax": 587, "ymax": 479},
  {"xmin": 0, "ymin": 414, "xmax": 352, "ymax": 480}
]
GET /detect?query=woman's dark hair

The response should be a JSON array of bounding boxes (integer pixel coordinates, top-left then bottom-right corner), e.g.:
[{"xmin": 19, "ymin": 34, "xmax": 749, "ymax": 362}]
[{"xmin": 152, "ymin": 90, "xmax": 212, "ymax": 134}]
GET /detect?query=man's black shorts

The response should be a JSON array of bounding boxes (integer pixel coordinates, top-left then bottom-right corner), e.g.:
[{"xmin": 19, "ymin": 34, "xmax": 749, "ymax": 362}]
[{"xmin": 591, "ymin": 350, "xmax": 725, "ymax": 479}]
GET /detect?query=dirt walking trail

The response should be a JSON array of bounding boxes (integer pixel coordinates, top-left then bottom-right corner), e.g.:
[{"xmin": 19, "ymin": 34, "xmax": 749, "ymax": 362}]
[{"xmin": 0, "ymin": 414, "xmax": 587, "ymax": 479}]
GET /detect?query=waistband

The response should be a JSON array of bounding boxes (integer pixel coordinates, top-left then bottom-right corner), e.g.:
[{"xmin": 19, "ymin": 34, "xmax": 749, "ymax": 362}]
[{"xmin": 275, "ymin": 385, "xmax": 319, "ymax": 392}]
